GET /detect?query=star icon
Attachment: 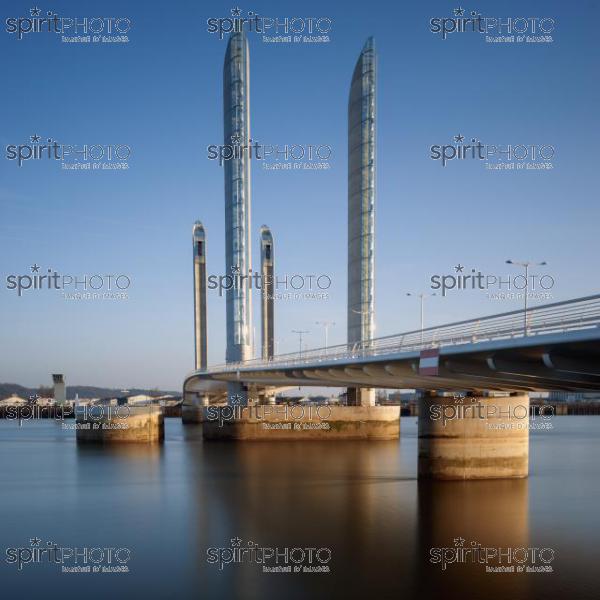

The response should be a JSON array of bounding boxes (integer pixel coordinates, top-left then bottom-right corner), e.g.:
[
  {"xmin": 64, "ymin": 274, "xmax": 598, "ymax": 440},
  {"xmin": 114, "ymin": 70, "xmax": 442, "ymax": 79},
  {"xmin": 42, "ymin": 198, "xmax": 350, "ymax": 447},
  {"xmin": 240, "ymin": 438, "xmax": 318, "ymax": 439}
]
[
  {"xmin": 30, "ymin": 537, "xmax": 41, "ymax": 546},
  {"xmin": 453, "ymin": 7, "xmax": 465, "ymax": 17},
  {"xmin": 230, "ymin": 133, "xmax": 241, "ymax": 144},
  {"xmin": 231, "ymin": 265, "xmax": 240, "ymax": 274},
  {"xmin": 454, "ymin": 264, "xmax": 464, "ymax": 273},
  {"xmin": 453, "ymin": 537, "xmax": 465, "ymax": 547},
  {"xmin": 31, "ymin": 134, "xmax": 40, "ymax": 143},
  {"xmin": 454, "ymin": 134, "xmax": 464, "ymax": 143},
  {"xmin": 230, "ymin": 394, "xmax": 243, "ymax": 406},
  {"xmin": 231, "ymin": 7, "xmax": 242, "ymax": 17},
  {"xmin": 30, "ymin": 7, "xmax": 41, "ymax": 17},
  {"xmin": 31, "ymin": 264, "xmax": 40, "ymax": 273},
  {"xmin": 230, "ymin": 537, "xmax": 242, "ymax": 547}
]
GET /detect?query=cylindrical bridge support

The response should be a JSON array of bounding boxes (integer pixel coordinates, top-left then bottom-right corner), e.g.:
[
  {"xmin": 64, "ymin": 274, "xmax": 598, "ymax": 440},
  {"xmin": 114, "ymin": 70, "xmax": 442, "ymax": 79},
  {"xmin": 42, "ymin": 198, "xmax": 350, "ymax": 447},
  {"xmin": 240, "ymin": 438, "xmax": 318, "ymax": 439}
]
[{"xmin": 418, "ymin": 393, "xmax": 530, "ymax": 480}]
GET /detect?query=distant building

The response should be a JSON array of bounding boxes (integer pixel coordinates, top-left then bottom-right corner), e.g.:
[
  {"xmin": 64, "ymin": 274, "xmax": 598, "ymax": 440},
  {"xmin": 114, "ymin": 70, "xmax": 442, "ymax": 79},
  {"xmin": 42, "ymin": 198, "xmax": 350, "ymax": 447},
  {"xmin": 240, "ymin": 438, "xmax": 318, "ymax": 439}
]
[
  {"xmin": 0, "ymin": 394, "xmax": 28, "ymax": 406},
  {"xmin": 546, "ymin": 391, "xmax": 600, "ymax": 403},
  {"xmin": 126, "ymin": 394, "xmax": 154, "ymax": 405},
  {"xmin": 52, "ymin": 374, "xmax": 66, "ymax": 404},
  {"xmin": 277, "ymin": 395, "xmax": 306, "ymax": 405},
  {"xmin": 35, "ymin": 397, "xmax": 55, "ymax": 406},
  {"xmin": 110, "ymin": 394, "xmax": 181, "ymax": 407},
  {"xmin": 379, "ymin": 391, "xmax": 420, "ymax": 406},
  {"xmin": 74, "ymin": 398, "xmax": 97, "ymax": 407},
  {"xmin": 306, "ymin": 395, "xmax": 330, "ymax": 405}
]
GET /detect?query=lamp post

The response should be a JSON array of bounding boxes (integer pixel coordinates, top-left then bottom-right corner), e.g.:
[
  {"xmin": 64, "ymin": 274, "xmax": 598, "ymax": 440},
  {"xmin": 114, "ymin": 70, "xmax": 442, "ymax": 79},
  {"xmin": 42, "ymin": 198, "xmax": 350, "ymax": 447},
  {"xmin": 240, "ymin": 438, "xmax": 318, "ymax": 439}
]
[
  {"xmin": 315, "ymin": 321, "xmax": 335, "ymax": 353},
  {"xmin": 406, "ymin": 292, "xmax": 436, "ymax": 345},
  {"xmin": 292, "ymin": 330, "xmax": 309, "ymax": 357},
  {"xmin": 506, "ymin": 259, "xmax": 547, "ymax": 336}
]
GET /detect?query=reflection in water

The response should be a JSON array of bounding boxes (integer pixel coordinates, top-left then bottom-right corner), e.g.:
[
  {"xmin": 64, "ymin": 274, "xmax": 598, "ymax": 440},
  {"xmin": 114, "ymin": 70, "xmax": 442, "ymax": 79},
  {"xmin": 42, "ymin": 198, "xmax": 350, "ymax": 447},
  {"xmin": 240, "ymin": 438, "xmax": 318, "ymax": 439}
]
[
  {"xmin": 416, "ymin": 478, "xmax": 530, "ymax": 599},
  {"xmin": 0, "ymin": 417, "xmax": 599, "ymax": 599},
  {"xmin": 76, "ymin": 439, "xmax": 164, "ymax": 461},
  {"xmin": 187, "ymin": 440, "xmax": 416, "ymax": 598}
]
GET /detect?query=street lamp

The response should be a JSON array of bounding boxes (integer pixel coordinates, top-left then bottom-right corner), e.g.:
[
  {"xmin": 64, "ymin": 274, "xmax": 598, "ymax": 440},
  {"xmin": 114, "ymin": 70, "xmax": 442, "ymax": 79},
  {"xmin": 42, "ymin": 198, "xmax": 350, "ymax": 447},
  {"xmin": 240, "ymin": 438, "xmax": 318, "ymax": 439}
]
[
  {"xmin": 315, "ymin": 321, "xmax": 335, "ymax": 353},
  {"xmin": 406, "ymin": 292, "xmax": 436, "ymax": 345},
  {"xmin": 292, "ymin": 330, "xmax": 309, "ymax": 357},
  {"xmin": 506, "ymin": 259, "xmax": 547, "ymax": 336}
]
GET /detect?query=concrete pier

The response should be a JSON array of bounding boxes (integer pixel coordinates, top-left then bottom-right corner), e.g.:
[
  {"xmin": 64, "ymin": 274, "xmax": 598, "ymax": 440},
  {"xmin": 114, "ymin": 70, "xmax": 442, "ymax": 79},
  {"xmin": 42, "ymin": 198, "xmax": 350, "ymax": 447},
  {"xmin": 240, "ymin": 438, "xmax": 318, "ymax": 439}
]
[
  {"xmin": 201, "ymin": 405, "xmax": 400, "ymax": 441},
  {"xmin": 418, "ymin": 393, "xmax": 529, "ymax": 480},
  {"xmin": 182, "ymin": 395, "xmax": 211, "ymax": 423},
  {"xmin": 347, "ymin": 387, "xmax": 375, "ymax": 407},
  {"xmin": 75, "ymin": 405, "xmax": 164, "ymax": 443}
]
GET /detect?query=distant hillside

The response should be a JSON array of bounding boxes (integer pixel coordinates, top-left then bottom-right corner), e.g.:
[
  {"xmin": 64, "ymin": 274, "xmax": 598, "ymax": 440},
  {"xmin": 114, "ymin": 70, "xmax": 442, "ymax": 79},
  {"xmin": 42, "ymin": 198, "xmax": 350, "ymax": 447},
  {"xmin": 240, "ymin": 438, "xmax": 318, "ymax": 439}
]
[{"xmin": 0, "ymin": 383, "xmax": 180, "ymax": 400}]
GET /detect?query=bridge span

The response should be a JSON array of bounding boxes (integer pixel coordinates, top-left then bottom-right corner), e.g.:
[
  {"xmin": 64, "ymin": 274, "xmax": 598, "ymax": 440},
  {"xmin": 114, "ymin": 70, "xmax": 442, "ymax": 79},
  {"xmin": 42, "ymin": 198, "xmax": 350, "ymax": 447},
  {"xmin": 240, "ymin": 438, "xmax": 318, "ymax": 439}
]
[{"xmin": 185, "ymin": 294, "xmax": 600, "ymax": 396}]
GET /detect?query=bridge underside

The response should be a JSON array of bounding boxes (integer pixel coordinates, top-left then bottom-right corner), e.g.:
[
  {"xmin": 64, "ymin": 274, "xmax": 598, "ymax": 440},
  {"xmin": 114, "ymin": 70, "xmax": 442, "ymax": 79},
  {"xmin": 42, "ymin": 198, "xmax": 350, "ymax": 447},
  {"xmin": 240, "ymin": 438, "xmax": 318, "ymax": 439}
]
[{"xmin": 184, "ymin": 332, "xmax": 600, "ymax": 396}]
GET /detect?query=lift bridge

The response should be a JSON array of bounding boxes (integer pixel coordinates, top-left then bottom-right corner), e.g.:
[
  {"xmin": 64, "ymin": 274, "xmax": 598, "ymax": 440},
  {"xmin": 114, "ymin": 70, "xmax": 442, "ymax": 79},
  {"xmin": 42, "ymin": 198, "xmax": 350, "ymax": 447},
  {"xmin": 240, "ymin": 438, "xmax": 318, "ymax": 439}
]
[{"xmin": 184, "ymin": 294, "xmax": 600, "ymax": 396}]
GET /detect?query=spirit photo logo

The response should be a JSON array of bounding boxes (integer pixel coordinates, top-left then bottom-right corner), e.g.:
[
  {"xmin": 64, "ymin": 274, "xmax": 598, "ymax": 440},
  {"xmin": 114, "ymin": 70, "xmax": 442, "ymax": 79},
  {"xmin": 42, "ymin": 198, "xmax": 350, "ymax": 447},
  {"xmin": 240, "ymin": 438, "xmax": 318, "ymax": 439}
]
[
  {"xmin": 207, "ymin": 135, "xmax": 332, "ymax": 170},
  {"xmin": 429, "ymin": 393, "xmax": 554, "ymax": 430},
  {"xmin": 208, "ymin": 265, "xmax": 332, "ymax": 298},
  {"xmin": 4, "ymin": 401, "xmax": 131, "ymax": 427},
  {"xmin": 207, "ymin": 7, "xmax": 331, "ymax": 42},
  {"xmin": 430, "ymin": 134, "xmax": 554, "ymax": 169},
  {"xmin": 430, "ymin": 537, "xmax": 555, "ymax": 573},
  {"xmin": 207, "ymin": 395, "xmax": 332, "ymax": 429},
  {"xmin": 5, "ymin": 135, "xmax": 131, "ymax": 169},
  {"xmin": 430, "ymin": 7, "xmax": 554, "ymax": 42},
  {"xmin": 5, "ymin": 7, "xmax": 131, "ymax": 42},
  {"xmin": 206, "ymin": 536, "xmax": 332, "ymax": 573},
  {"xmin": 430, "ymin": 264, "xmax": 555, "ymax": 298},
  {"xmin": 5, "ymin": 537, "xmax": 131, "ymax": 573},
  {"xmin": 5, "ymin": 264, "xmax": 131, "ymax": 299}
]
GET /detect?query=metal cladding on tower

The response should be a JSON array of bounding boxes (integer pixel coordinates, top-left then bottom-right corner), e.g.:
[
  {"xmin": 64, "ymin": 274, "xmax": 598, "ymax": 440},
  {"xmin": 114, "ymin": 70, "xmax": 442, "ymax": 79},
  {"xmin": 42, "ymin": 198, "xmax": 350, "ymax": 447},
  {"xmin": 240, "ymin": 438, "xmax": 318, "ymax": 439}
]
[
  {"xmin": 260, "ymin": 225, "xmax": 274, "ymax": 361},
  {"xmin": 223, "ymin": 31, "xmax": 253, "ymax": 363},
  {"xmin": 347, "ymin": 37, "xmax": 376, "ymax": 347},
  {"xmin": 193, "ymin": 221, "xmax": 207, "ymax": 371}
]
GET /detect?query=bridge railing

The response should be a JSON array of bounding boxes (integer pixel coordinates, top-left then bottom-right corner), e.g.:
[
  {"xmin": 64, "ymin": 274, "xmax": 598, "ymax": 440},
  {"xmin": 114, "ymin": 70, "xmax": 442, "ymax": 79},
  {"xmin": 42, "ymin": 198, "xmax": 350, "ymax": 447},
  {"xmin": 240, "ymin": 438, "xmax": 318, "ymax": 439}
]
[{"xmin": 205, "ymin": 294, "xmax": 600, "ymax": 373}]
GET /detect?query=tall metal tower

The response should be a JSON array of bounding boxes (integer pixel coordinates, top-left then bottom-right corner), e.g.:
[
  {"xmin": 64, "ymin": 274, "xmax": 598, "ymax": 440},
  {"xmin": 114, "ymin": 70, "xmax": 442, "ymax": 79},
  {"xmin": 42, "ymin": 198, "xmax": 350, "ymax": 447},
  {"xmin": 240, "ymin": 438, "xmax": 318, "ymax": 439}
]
[
  {"xmin": 223, "ymin": 31, "xmax": 253, "ymax": 365},
  {"xmin": 193, "ymin": 221, "xmax": 207, "ymax": 371},
  {"xmin": 260, "ymin": 225, "xmax": 274, "ymax": 360},
  {"xmin": 347, "ymin": 37, "xmax": 376, "ymax": 406}
]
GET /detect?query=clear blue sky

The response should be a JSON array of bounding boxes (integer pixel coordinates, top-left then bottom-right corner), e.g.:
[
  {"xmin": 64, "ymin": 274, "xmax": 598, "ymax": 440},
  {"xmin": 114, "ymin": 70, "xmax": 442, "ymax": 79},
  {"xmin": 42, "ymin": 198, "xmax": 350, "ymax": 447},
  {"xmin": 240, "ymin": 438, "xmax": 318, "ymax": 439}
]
[{"xmin": 1, "ymin": 0, "xmax": 598, "ymax": 390}]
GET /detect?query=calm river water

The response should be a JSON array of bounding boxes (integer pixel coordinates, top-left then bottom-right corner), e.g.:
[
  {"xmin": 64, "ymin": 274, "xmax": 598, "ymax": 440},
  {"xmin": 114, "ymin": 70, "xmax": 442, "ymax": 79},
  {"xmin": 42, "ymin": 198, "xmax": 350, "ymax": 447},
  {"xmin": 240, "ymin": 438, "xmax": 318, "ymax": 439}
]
[{"xmin": 0, "ymin": 417, "xmax": 598, "ymax": 599}]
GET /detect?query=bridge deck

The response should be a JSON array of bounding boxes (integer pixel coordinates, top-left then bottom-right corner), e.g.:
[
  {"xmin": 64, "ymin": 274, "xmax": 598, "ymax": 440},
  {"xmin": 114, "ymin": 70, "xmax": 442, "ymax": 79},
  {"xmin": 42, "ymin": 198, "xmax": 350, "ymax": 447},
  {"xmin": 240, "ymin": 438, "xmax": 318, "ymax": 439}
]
[{"xmin": 185, "ymin": 294, "xmax": 600, "ymax": 393}]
